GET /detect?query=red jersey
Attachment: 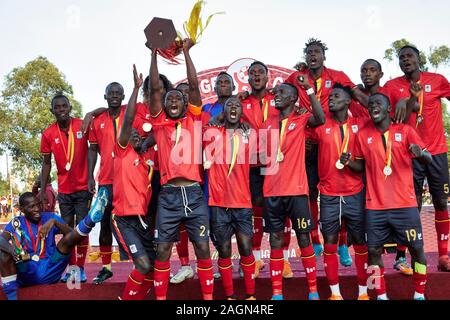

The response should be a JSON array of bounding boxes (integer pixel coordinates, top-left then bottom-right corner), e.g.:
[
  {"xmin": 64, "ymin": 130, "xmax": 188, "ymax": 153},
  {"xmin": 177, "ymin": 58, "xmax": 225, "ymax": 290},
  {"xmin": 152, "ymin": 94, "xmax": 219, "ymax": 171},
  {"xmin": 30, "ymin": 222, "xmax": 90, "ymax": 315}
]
[
  {"xmin": 152, "ymin": 105, "xmax": 203, "ymax": 185},
  {"xmin": 384, "ymin": 72, "xmax": 450, "ymax": 155},
  {"xmin": 348, "ymin": 86, "xmax": 391, "ymax": 120},
  {"xmin": 89, "ymin": 105, "xmax": 146, "ymax": 185},
  {"xmin": 240, "ymin": 92, "xmax": 279, "ymax": 130},
  {"xmin": 204, "ymin": 126, "xmax": 252, "ymax": 208},
  {"xmin": 286, "ymin": 67, "xmax": 355, "ymax": 116},
  {"xmin": 261, "ymin": 112, "xmax": 311, "ymax": 197},
  {"xmin": 32, "ymin": 183, "xmax": 57, "ymax": 212},
  {"xmin": 112, "ymin": 143, "xmax": 154, "ymax": 216},
  {"xmin": 311, "ymin": 115, "xmax": 367, "ymax": 196},
  {"xmin": 354, "ymin": 122, "xmax": 425, "ymax": 210},
  {"xmin": 40, "ymin": 118, "xmax": 88, "ymax": 194}
]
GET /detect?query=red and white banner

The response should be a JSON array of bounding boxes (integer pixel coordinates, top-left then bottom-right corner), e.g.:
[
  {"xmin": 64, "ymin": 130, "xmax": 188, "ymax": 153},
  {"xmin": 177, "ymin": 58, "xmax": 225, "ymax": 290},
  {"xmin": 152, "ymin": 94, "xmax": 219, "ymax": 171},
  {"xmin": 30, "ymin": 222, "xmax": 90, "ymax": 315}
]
[{"xmin": 176, "ymin": 58, "xmax": 294, "ymax": 105}]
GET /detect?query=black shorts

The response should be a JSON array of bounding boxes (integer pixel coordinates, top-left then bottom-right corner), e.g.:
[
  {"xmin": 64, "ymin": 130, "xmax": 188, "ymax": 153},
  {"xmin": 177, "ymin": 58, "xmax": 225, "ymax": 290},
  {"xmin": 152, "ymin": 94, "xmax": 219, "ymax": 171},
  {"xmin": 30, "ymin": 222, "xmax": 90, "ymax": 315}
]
[
  {"xmin": 366, "ymin": 207, "xmax": 424, "ymax": 249},
  {"xmin": 210, "ymin": 207, "xmax": 253, "ymax": 246},
  {"xmin": 306, "ymin": 142, "xmax": 319, "ymax": 200},
  {"xmin": 264, "ymin": 195, "xmax": 313, "ymax": 233},
  {"xmin": 155, "ymin": 183, "xmax": 210, "ymax": 244},
  {"xmin": 99, "ymin": 184, "xmax": 113, "ymax": 225},
  {"xmin": 250, "ymin": 167, "xmax": 265, "ymax": 204},
  {"xmin": 147, "ymin": 170, "xmax": 161, "ymax": 217},
  {"xmin": 413, "ymin": 152, "xmax": 449, "ymax": 205},
  {"xmin": 111, "ymin": 214, "xmax": 156, "ymax": 262},
  {"xmin": 320, "ymin": 190, "xmax": 366, "ymax": 240},
  {"xmin": 57, "ymin": 190, "xmax": 92, "ymax": 226}
]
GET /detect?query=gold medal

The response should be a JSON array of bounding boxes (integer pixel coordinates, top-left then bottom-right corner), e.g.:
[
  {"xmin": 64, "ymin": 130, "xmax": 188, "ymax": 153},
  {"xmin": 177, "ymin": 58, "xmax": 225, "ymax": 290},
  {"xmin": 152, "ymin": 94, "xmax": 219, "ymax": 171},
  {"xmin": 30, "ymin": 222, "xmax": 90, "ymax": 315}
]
[
  {"xmin": 335, "ymin": 160, "xmax": 344, "ymax": 170},
  {"xmin": 203, "ymin": 160, "xmax": 212, "ymax": 170},
  {"xmin": 65, "ymin": 163, "xmax": 71, "ymax": 171},
  {"xmin": 31, "ymin": 255, "xmax": 40, "ymax": 262},
  {"xmin": 142, "ymin": 123, "xmax": 152, "ymax": 132},
  {"xmin": 383, "ymin": 166, "xmax": 392, "ymax": 176},
  {"xmin": 277, "ymin": 152, "xmax": 284, "ymax": 163}
]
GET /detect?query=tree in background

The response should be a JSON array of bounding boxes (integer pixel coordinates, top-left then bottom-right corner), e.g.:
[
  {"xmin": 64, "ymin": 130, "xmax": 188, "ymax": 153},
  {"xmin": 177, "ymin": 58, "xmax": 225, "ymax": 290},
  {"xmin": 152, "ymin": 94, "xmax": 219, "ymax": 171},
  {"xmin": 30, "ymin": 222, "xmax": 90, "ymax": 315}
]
[{"xmin": 0, "ymin": 56, "xmax": 82, "ymax": 187}]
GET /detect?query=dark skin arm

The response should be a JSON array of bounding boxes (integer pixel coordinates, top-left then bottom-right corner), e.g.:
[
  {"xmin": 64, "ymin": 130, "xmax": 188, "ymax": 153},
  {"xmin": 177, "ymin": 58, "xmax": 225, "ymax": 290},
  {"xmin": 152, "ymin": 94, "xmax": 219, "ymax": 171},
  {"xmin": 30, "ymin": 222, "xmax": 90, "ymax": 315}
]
[
  {"xmin": 297, "ymin": 75, "xmax": 325, "ymax": 127},
  {"xmin": 39, "ymin": 218, "xmax": 72, "ymax": 239},
  {"xmin": 182, "ymin": 39, "xmax": 202, "ymax": 107},
  {"xmin": 81, "ymin": 107, "xmax": 108, "ymax": 133},
  {"xmin": 409, "ymin": 144, "xmax": 432, "ymax": 165},
  {"xmin": 118, "ymin": 65, "xmax": 143, "ymax": 147},
  {"xmin": 340, "ymin": 152, "xmax": 365, "ymax": 173},
  {"xmin": 39, "ymin": 154, "xmax": 52, "ymax": 210},
  {"xmin": 149, "ymin": 50, "xmax": 164, "ymax": 116},
  {"xmin": 141, "ymin": 134, "xmax": 157, "ymax": 152},
  {"xmin": 88, "ymin": 144, "xmax": 99, "ymax": 194},
  {"xmin": 351, "ymin": 87, "xmax": 369, "ymax": 108},
  {"xmin": 393, "ymin": 81, "xmax": 421, "ymax": 123}
]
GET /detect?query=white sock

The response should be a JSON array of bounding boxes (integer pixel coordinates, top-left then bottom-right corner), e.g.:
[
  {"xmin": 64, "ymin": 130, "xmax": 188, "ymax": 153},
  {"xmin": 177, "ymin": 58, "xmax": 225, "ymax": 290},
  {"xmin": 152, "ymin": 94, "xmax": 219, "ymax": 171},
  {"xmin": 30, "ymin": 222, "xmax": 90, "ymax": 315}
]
[
  {"xmin": 414, "ymin": 292, "xmax": 425, "ymax": 300},
  {"xmin": 182, "ymin": 265, "xmax": 191, "ymax": 270},
  {"xmin": 1, "ymin": 274, "xmax": 17, "ymax": 284},
  {"xmin": 283, "ymin": 250, "xmax": 289, "ymax": 261},
  {"xmin": 330, "ymin": 284, "xmax": 341, "ymax": 296},
  {"xmin": 377, "ymin": 293, "xmax": 388, "ymax": 300},
  {"xmin": 358, "ymin": 285, "xmax": 368, "ymax": 296},
  {"xmin": 253, "ymin": 250, "xmax": 261, "ymax": 261}
]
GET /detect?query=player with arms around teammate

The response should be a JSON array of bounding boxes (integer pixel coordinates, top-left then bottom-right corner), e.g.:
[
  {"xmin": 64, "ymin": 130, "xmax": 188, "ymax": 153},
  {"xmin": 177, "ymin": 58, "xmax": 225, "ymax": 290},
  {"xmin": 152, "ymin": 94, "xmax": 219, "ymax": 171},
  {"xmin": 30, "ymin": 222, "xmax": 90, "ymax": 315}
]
[{"xmin": 342, "ymin": 93, "xmax": 431, "ymax": 300}]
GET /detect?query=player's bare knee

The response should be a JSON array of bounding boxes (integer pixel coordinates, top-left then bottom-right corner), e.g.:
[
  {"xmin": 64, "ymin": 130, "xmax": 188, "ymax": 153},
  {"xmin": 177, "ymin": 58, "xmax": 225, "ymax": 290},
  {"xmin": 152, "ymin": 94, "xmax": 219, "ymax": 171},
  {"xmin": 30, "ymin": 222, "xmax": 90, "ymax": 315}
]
[
  {"xmin": 351, "ymin": 235, "xmax": 366, "ymax": 246},
  {"xmin": 408, "ymin": 246, "xmax": 427, "ymax": 265},
  {"xmin": 296, "ymin": 232, "xmax": 311, "ymax": 248},
  {"xmin": 269, "ymin": 232, "xmax": 283, "ymax": 249},
  {"xmin": 156, "ymin": 243, "xmax": 172, "ymax": 261},
  {"xmin": 193, "ymin": 241, "xmax": 210, "ymax": 260},
  {"xmin": 323, "ymin": 233, "xmax": 338, "ymax": 244},
  {"xmin": 135, "ymin": 256, "xmax": 152, "ymax": 274},
  {"xmin": 433, "ymin": 197, "xmax": 448, "ymax": 211},
  {"xmin": 218, "ymin": 243, "xmax": 232, "ymax": 258}
]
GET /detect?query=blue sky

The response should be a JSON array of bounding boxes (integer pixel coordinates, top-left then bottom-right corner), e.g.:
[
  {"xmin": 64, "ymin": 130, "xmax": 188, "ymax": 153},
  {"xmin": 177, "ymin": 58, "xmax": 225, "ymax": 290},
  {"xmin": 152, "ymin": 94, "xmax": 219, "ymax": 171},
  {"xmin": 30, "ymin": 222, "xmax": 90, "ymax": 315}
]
[{"xmin": 0, "ymin": 0, "xmax": 449, "ymax": 183}]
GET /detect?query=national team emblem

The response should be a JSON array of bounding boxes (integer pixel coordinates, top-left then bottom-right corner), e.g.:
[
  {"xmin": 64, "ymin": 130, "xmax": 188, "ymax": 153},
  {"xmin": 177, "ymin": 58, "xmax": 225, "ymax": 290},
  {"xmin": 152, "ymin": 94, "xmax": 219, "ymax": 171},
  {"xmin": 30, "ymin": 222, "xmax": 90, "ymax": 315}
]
[
  {"xmin": 55, "ymin": 138, "xmax": 60, "ymax": 144},
  {"xmin": 367, "ymin": 137, "xmax": 373, "ymax": 144},
  {"xmin": 352, "ymin": 125, "xmax": 358, "ymax": 133},
  {"xmin": 325, "ymin": 80, "xmax": 332, "ymax": 88},
  {"xmin": 76, "ymin": 131, "xmax": 83, "ymax": 139},
  {"xmin": 288, "ymin": 123, "xmax": 296, "ymax": 131},
  {"xmin": 325, "ymin": 128, "xmax": 331, "ymax": 135},
  {"xmin": 147, "ymin": 160, "xmax": 154, "ymax": 166},
  {"xmin": 247, "ymin": 104, "xmax": 251, "ymax": 110},
  {"xmin": 400, "ymin": 88, "xmax": 404, "ymax": 93},
  {"xmin": 243, "ymin": 135, "xmax": 249, "ymax": 144},
  {"xmin": 134, "ymin": 159, "xmax": 139, "ymax": 166},
  {"xmin": 270, "ymin": 100, "xmax": 275, "ymax": 107},
  {"xmin": 154, "ymin": 145, "xmax": 158, "ymax": 151},
  {"xmin": 100, "ymin": 123, "xmax": 105, "ymax": 129},
  {"xmin": 395, "ymin": 133, "xmax": 402, "ymax": 142},
  {"xmin": 425, "ymin": 85, "xmax": 431, "ymax": 92}
]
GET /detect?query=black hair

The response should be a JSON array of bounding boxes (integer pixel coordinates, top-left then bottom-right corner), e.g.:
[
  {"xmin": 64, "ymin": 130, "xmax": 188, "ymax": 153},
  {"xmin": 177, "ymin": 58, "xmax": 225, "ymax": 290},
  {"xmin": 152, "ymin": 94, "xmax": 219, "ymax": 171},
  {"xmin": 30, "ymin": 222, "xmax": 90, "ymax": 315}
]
[
  {"xmin": 143, "ymin": 74, "xmax": 174, "ymax": 96},
  {"xmin": 362, "ymin": 59, "xmax": 383, "ymax": 72},
  {"xmin": 398, "ymin": 45, "xmax": 420, "ymax": 58},
  {"xmin": 304, "ymin": 38, "xmax": 328, "ymax": 55},
  {"xmin": 370, "ymin": 92, "xmax": 391, "ymax": 107},
  {"xmin": 51, "ymin": 94, "xmax": 70, "ymax": 109},
  {"xmin": 332, "ymin": 83, "xmax": 353, "ymax": 99},
  {"xmin": 282, "ymin": 83, "xmax": 299, "ymax": 101},
  {"xmin": 248, "ymin": 61, "xmax": 268, "ymax": 73},
  {"xmin": 216, "ymin": 72, "xmax": 234, "ymax": 83},
  {"xmin": 224, "ymin": 95, "xmax": 242, "ymax": 106},
  {"xmin": 175, "ymin": 82, "xmax": 189, "ymax": 89},
  {"xmin": 105, "ymin": 82, "xmax": 124, "ymax": 94},
  {"xmin": 19, "ymin": 192, "xmax": 35, "ymax": 207}
]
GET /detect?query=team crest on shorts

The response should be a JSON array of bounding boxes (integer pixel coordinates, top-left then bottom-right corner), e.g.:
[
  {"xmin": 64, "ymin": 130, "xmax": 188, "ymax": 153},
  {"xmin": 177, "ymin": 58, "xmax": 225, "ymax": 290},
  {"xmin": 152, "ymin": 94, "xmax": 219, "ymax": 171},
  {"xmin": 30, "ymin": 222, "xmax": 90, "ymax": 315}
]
[
  {"xmin": 325, "ymin": 80, "xmax": 332, "ymax": 88},
  {"xmin": 76, "ymin": 131, "xmax": 83, "ymax": 139}
]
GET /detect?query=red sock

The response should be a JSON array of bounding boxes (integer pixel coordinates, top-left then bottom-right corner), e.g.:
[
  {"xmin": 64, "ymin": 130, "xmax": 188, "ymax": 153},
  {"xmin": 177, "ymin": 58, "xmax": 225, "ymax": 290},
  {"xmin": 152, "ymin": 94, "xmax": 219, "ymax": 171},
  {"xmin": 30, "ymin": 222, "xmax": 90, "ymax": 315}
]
[
  {"xmin": 100, "ymin": 245, "xmax": 112, "ymax": 265},
  {"xmin": 435, "ymin": 210, "xmax": 449, "ymax": 256},
  {"xmin": 338, "ymin": 223, "xmax": 347, "ymax": 246},
  {"xmin": 283, "ymin": 218, "xmax": 292, "ymax": 251},
  {"xmin": 137, "ymin": 271, "xmax": 154, "ymax": 300},
  {"xmin": 240, "ymin": 254, "xmax": 256, "ymax": 296},
  {"xmin": 353, "ymin": 245, "xmax": 368, "ymax": 286},
  {"xmin": 252, "ymin": 207, "xmax": 264, "ymax": 250},
  {"xmin": 121, "ymin": 269, "xmax": 146, "ymax": 300},
  {"xmin": 76, "ymin": 237, "xmax": 89, "ymax": 268},
  {"xmin": 218, "ymin": 257, "xmax": 233, "ymax": 297},
  {"xmin": 413, "ymin": 269, "xmax": 427, "ymax": 294},
  {"xmin": 324, "ymin": 244, "xmax": 339, "ymax": 286},
  {"xmin": 154, "ymin": 260, "xmax": 171, "ymax": 300},
  {"xmin": 309, "ymin": 200, "xmax": 321, "ymax": 245},
  {"xmin": 69, "ymin": 249, "xmax": 76, "ymax": 266},
  {"xmin": 177, "ymin": 224, "xmax": 190, "ymax": 266},
  {"xmin": 270, "ymin": 249, "xmax": 284, "ymax": 296},
  {"xmin": 368, "ymin": 266, "xmax": 386, "ymax": 296},
  {"xmin": 301, "ymin": 245, "xmax": 318, "ymax": 292},
  {"xmin": 197, "ymin": 259, "xmax": 214, "ymax": 300},
  {"xmin": 397, "ymin": 245, "xmax": 407, "ymax": 252}
]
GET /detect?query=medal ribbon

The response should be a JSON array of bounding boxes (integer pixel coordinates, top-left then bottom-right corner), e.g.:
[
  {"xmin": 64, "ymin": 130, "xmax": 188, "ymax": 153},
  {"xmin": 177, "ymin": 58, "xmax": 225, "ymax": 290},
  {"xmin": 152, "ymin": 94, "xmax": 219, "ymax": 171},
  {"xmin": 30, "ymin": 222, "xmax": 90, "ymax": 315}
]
[
  {"xmin": 174, "ymin": 122, "xmax": 182, "ymax": 147},
  {"xmin": 147, "ymin": 162, "xmax": 154, "ymax": 189},
  {"xmin": 57, "ymin": 119, "xmax": 74, "ymax": 169},
  {"xmin": 25, "ymin": 220, "xmax": 45, "ymax": 258},
  {"xmin": 262, "ymin": 98, "xmax": 269, "ymax": 122},
  {"xmin": 333, "ymin": 123, "xmax": 350, "ymax": 159},
  {"xmin": 277, "ymin": 118, "xmax": 289, "ymax": 158},
  {"xmin": 315, "ymin": 78, "xmax": 323, "ymax": 102},
  {"xmin": 416, "ymin": 79, "xmax": 424, "ymax": 128},
  {"xmin": 383, "ymin": 130, "xmax": 393, "ymax": 177},
  {"xmin": 227, "ymin": 133, "xmax": 240, "ymax": 177}
]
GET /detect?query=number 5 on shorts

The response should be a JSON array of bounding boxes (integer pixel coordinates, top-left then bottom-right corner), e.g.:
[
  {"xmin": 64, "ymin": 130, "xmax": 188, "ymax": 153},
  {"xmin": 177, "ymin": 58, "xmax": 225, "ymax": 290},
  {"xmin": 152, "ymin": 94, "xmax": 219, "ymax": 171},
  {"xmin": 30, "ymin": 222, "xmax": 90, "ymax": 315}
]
[{"xmin": 444, "ymin": 183, "xmax": 449, "ymax": 194}]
